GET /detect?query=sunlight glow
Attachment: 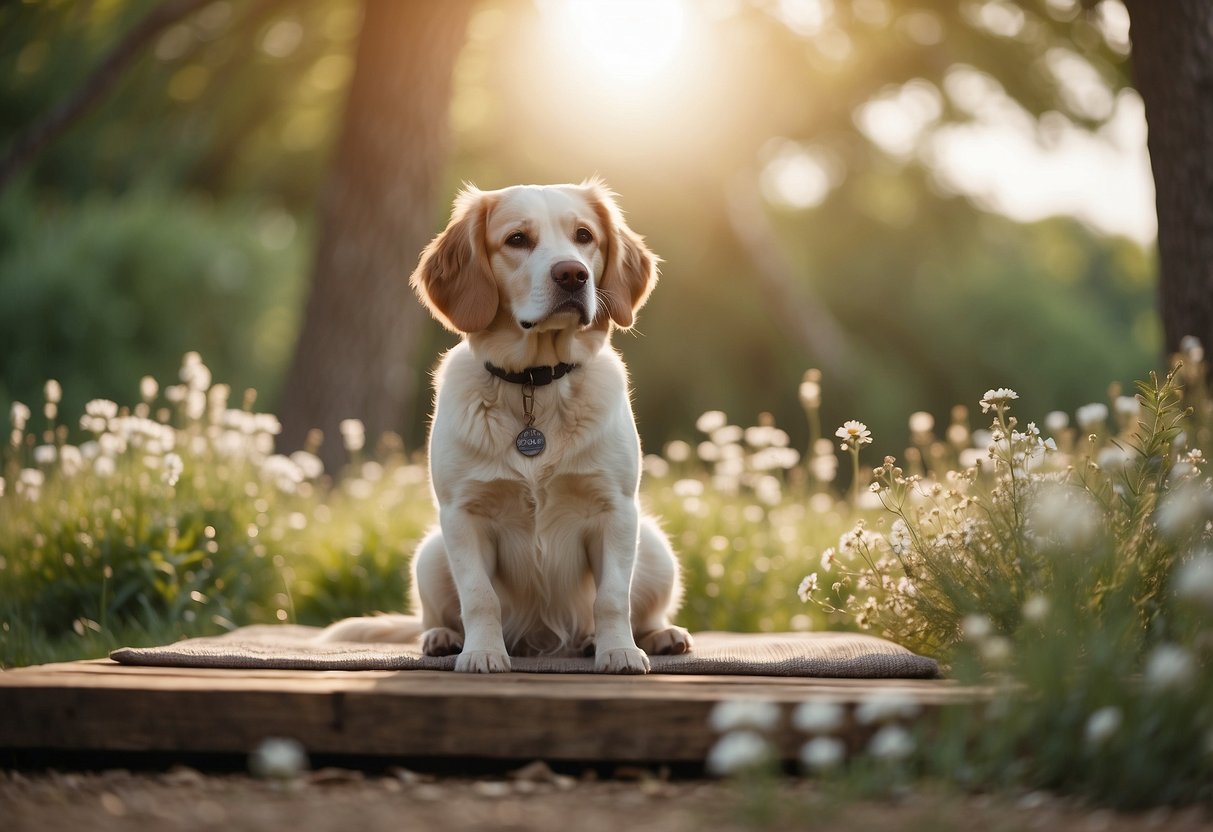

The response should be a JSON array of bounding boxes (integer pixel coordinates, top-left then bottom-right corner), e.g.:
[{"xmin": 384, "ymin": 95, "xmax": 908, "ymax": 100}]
[{"xmin": 542, "ymin": 0, "xmax": 689, "ymax": 84}]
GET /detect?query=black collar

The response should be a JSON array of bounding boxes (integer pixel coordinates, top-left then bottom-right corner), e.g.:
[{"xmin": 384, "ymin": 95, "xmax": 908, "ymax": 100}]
[{"xmin": 485, "ymin": 362, "xmax": 578, "ymax": 386}]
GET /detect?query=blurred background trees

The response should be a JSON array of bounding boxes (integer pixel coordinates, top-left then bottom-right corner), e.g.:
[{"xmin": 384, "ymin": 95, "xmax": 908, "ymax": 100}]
[{"xmin": 0, "ymin": 0, "xmax": 1184, "ymax": 462}]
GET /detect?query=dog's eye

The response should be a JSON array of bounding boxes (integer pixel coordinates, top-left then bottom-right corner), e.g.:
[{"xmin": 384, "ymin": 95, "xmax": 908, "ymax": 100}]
[
  {"xmin": 505, "ymin": 231, "xmax": 531, "ymax": 248},
  {"xmin": 575, "ymin": 227, "xmax": 594, "ymax": 244}
]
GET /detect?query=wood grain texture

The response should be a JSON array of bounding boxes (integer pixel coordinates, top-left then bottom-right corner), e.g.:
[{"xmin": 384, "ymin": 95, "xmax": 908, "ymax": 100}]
[{"xmin": 0, "ymin": 660, "xmax": 981, "ymax": 763}]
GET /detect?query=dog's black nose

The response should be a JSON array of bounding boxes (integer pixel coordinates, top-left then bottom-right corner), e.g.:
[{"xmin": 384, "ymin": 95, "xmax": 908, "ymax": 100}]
[{"xmin": 551, "ymin": 260, "xmax": 588, "ymax": 292}]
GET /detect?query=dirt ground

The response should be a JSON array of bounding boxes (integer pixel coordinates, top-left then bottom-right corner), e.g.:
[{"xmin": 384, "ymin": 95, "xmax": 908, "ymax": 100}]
[{"xmin": 3, "ymin": 764, "xmax": 1212, "ymax": 832}]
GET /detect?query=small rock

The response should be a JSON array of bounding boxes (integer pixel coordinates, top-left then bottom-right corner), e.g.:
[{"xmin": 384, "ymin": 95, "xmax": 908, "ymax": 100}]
[
  {"xmin": 99, "ymin": 791, "xmax": 127, "ymax": 817},
  {"xmin": 472, "ymin": 780, "xmax": 513, "ymax": 798},
  {"xmin": 510, "ymin": 760, "xmax": 559, "ymax": 783},
  {"xmin": 387, "ymin": 766, "xmax": 430, "ymax": 785}
]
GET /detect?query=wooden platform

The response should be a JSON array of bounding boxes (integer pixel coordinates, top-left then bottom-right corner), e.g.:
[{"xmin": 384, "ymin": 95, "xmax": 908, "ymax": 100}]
[{"xmin": 0, "ymin": 660, "xmax": 978, "ymax": 764}]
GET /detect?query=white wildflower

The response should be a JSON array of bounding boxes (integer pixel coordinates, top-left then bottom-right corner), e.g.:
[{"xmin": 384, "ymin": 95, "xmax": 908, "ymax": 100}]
[
  {"xmin": 33, "ymin": 445, "xmax": 56, "ymax": 466},
  {"xmin": 961, "ymin": 614, "xmax": 992, "ymax": 642},
  {"xmin": 289, "ymin": 451, "xmax": 324, "ymax": 481},
  {"xmin": 810, "ymin": 453, "xmax": 838, "ymax": 482},
  {"xmin": 17, "ymin": 468, "xmax": 44, "ymax": 499},
  {"xmin": 339, "ymin": 418, "xmax": 366, "ymax": 453},
  {"xmin": 712, "ymin": 424, "xmax": 743, "ymax": 446},
  {"xmin": 44, "ymin": 379, "xmax": 62, "ymax": 404},
  {"xmin": 797, "ymin": 572, "xmax": 819, "ymax": 602},
  {"xmin": 800, "ymin": 736, "xmax": 846, "ymax": 772},
  {"xmin": 1175, "ymin": 555, "xmax": 1213, "ymax": 608},
  {"xmin": 799, "ymin": 379, "xmax": 822, "ymax": 409},
  {"xmin": 1027, "ymin": 482, "xmax": 1101, "ymax": 549},
  {"xmin": 249, "ymin": 737, "xmax": 308, "ymax": 781},
  {"xmin": 1179, "ymin": 335, "xmax": 1204, "ymax": 363},
  {"xmin": 1022, "ymin": 594, "xmax": 1050, "ymax": 622},
  {"xmin": 1075, "ymin": 402, "xmax": 1109, "ymax": 431},
  {"xmin": 819, "ymin": 547, "xmax": 836, "ymax": 573},
  {"xmin": 856, "ymin": 691, "xmax": 920, "ymax": 725},
  {"xmin": 262, "ymin": 454, "xmax": 304, "ymax": 494},
  {"xmin": 710, "ymin": 699, "xmax": 780, "ymax": 733},
  {"xmin": 1096, "ymin": 445, "xmax": 1132, "ymax": 472},
  {"xmin": 180, "ymin": 352, "xmax": 212, "ymax": 391},
  {"xmin": 1156, "ymin": 484, "xmax": 1212, "ymax": 539},
  {"xmin": 695, "ymin": 410, "xmax": 728, "ymax": 434},
  {"xmin": 664, "ymin": 439, "xmax": 691, "ymax": 462},
  {"xmin": 979, "ymin": 388, "xmax": 1018, "ymax": 413},
  {"xmin": 889, "ymin": 519, "xmax": 912, "ymax": 556},
  {"xmin": 706, "ymin": 731, "xmax": 770, "ymax": 776},
  {"xmin": 672, "ymin": 478, "xmax": 704, "ymax": 498},
  {"xmin": 1044, "ymin": 410, "xmax": 1069, "ymax": 434},
  {"xmin": 84, "ymin": 399, "xmax": 119, "ymax": 420},
  {"xmin": 793, "ymin": 700, "xmax": 845, "ymax": 734},
  {"xmin": 908, "ymin": 411, "xmax": 934, "ymax": 434},
  {"xmin": 1084, "ymin": 706, "xmax": 1122, "ymax": 747},
  {"xmin": 185, "ymin": 390, "xmax": 206, "ymax": 422},
  {"xmin": 754, "ymin": 474, "xmax": 783, "ymax": 506},
  {"xmin": 867, "ymin": 724, "xmax": 915, "ymax": 761},
  {"xmin": 10, "ymin": 401, "xmax": 31, "ymax": 432},
  {"xmin": 253, "ymin": 413, "xmax": 282, "ymax": 435},
  {"xmin": 162, "ymin": 452, "xmax": 184, "ymax": 487},
  {"xmin": 59, "ymin": 445, "xmax": 83, "ymax": 477},
  {"xmin": 835, "ymin": 420, "xmax": 872, "ymax": 450},
  {"xmin": 140, "ymin": 375, "xmax": 159, "ymax": 401},
  {"xmin": 1114, "ymin": 395, "xmax": 1141, "ymax": 420},
  {"xmin": 1144, "ymin": 644, "xmax": 1196, "ymax": 693}
]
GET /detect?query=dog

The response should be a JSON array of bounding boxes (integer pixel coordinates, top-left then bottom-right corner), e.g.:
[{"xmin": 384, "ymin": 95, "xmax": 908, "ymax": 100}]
[{"xmin": 318, "ymin": 180, "xmax": 692, "ymax": 674}]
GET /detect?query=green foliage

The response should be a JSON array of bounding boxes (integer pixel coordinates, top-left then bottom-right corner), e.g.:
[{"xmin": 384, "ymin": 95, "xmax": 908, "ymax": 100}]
[
  {"xmin": 0, "ymin": 187, "xmax": 305, "ymax": 428},
  {"xmin": 0, "ymin": 356, "xmax": 430, "ymax": 667},
  {"xmin": 788, "ymin": 342, "xmax": 1213, "ymax": 808}
]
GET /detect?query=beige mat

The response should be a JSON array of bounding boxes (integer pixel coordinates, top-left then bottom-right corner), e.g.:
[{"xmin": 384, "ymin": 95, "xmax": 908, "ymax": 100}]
[{"xmin": 110, "ymin": 626, "xmax": 939, "ymax": 678}]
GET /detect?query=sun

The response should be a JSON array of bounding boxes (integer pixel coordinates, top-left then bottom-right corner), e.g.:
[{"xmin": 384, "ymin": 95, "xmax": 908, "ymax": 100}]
[{"xmin": 541, "ymin": 0, "xmax": 690, "ymax": 85}]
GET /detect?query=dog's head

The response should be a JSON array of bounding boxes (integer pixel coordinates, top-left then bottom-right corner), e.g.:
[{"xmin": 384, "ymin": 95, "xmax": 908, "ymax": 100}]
[{"xmin": 410, "ymin": 180, "xmax": 658, "ymax": 336}]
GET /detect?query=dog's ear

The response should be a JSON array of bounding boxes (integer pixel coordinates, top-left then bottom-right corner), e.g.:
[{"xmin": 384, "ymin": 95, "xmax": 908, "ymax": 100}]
[
  {"xmin": 583, "ymin": 178, "xmax": 658, "ymax": 330},
  {"xmin": 410, "ymin": 187, "xmax": 499, "ymax": 334}
]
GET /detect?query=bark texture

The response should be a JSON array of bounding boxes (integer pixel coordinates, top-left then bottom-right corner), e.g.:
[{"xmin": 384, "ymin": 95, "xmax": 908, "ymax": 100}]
[
  {"xmin": 277, "ymin": 0, "xmax": 473, "ymax": 469},
  {"xmin": 1123, "ymin": 0, "xmax": 1213, "ymax": 359}
]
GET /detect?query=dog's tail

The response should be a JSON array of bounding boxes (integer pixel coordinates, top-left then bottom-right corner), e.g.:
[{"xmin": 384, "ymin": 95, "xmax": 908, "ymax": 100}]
[{"xmin": 314, "ymin": 614, "xmax": 425, "ymax": 644}]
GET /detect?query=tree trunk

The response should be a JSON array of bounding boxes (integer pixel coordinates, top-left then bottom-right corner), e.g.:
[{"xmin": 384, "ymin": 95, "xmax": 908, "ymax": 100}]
[
  {"xmin": 1123, "ymin": 0, "xmax": 1213, "ymax": 361},
  {"xmin": 277, "ymin": 0, "xmax": 473, "ymax": 470}
]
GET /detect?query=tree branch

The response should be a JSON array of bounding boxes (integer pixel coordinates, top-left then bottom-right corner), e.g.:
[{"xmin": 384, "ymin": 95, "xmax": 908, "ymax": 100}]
[{"xmin": 0, "ymin": 0, "xmax": 216, "ymax": 192}]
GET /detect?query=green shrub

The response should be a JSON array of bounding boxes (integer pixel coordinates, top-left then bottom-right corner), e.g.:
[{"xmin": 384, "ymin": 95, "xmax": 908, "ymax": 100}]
[{"xmin": 0, "ymin": 187, "xmax": 305, "ymax": 428}]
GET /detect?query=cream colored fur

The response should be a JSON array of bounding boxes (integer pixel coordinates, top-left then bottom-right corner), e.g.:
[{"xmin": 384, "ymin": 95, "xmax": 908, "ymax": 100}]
[{"xmin": 318, "ymin": 181, "xmax": 691, "ymax": 674}]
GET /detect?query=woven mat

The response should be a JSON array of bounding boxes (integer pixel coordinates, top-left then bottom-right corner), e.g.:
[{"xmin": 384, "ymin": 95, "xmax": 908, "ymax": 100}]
[{"xmin": 110, "ymin": 625, "xmax": 939, "ymax": 678}]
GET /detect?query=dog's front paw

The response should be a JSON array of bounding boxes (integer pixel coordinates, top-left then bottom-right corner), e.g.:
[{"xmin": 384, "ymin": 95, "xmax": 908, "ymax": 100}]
[
  {"xmin": 638, "ymin": 626, "xmax": 693, "ymax": 656},
  {"xmin": 595, "ymin": 646, "xmax": 650, "ymax": 674},
  {"xmin": 421, "ymin": 627, "xmax": 464, "ymax": 657},
  {"xmin": 455, "ymin": 649, "xmax": 511, "ymax": 673}
]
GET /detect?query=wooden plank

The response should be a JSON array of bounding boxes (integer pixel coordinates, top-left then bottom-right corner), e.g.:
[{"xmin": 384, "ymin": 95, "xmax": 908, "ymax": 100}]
[{"xmin": 0, "ymin": 660, "xmax": 982, "ymax": 763}]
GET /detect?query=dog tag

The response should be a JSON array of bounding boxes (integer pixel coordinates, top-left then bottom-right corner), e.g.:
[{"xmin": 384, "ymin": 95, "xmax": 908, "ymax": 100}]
[{"xmin": 515, "ymin": 426, "xmax": 546, "ymax": 457}]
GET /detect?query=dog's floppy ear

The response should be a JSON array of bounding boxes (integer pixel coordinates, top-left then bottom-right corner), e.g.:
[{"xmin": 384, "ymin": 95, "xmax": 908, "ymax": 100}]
[
  {"xmin": 410, "ymin": 187, "xmax": 499, "ymax": 334},
  {"xmin": 583, "ymin": 178, "xmax": 658, "ymax": 329}
]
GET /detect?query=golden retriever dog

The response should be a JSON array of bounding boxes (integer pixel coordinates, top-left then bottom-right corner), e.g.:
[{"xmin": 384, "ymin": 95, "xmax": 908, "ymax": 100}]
[{"xmin": 319, "ymin": 180, "xmax": 692, "ymax": 673}]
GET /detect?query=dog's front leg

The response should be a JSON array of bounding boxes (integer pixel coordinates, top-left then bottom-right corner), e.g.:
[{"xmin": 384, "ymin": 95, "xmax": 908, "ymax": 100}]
[
  {"xmin": 441, "ymin": 507, "xmax": 511, "ymax": 672},
  {"xmin": 590, "ymin": 504, "xmax": 650, "ymax": 674}
]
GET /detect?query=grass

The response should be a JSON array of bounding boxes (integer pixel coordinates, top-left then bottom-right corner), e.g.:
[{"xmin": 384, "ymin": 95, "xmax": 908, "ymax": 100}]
[{"xmin": 2, "ymin": 347, "xmax": 1212, "ymax": 809}]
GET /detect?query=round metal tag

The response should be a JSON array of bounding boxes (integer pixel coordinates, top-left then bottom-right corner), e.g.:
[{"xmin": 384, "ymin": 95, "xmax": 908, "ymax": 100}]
[{"xmin": 515, "ymin": 426, "xmax": 546, "ymax": 457}]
